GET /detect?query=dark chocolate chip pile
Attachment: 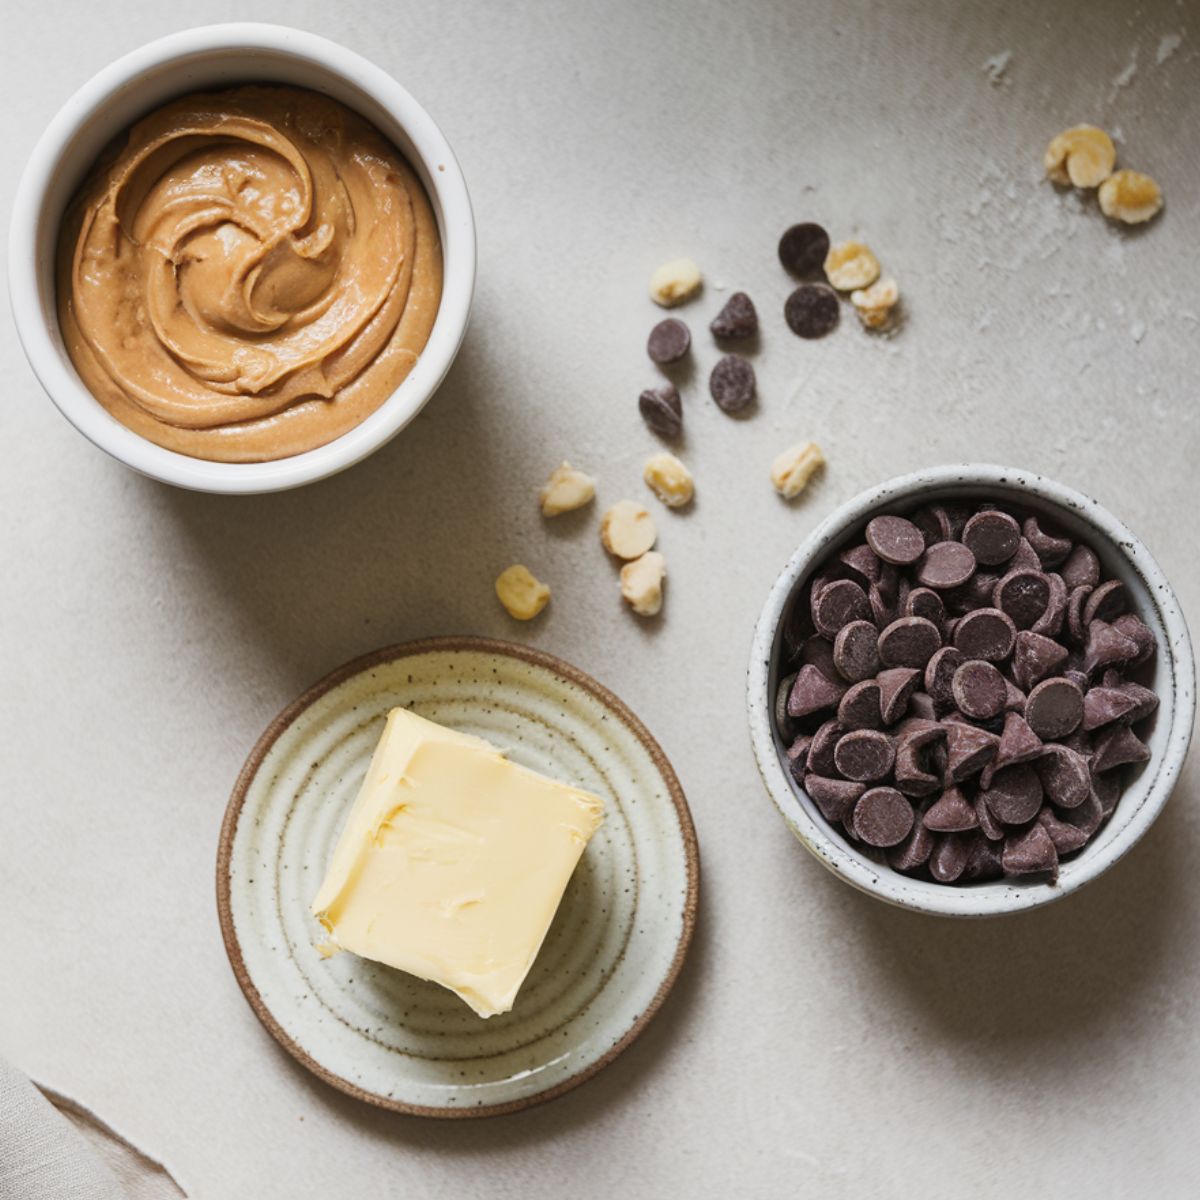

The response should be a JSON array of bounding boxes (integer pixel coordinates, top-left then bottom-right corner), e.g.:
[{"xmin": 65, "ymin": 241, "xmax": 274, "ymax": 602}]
[{"xmin": 774, "ymin": 500, "xmax": 1159, "ymax": 884}]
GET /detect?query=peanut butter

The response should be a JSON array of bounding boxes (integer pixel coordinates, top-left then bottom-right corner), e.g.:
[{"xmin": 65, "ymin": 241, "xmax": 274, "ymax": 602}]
[{"xmin": 56, "ymin": 86, "xmax": 443, "ymax": 462}]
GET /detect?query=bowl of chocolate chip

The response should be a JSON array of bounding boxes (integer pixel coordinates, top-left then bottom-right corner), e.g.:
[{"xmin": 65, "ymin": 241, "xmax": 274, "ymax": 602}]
[{"xmin": 747, "ymin": 464, "xmax": 1195, "ymax": 917}]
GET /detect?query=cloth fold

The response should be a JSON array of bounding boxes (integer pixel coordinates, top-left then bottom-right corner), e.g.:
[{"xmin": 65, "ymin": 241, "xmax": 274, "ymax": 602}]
[{"xmin": 0, "ymin": 1058, "xmax": 184, "ymax": 1199}]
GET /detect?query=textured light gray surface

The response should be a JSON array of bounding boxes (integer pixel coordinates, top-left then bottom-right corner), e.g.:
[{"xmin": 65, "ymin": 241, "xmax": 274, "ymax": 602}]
[{"xmin": 1, "ymin": 0, "xmax": 1198, "ymax": 1195}]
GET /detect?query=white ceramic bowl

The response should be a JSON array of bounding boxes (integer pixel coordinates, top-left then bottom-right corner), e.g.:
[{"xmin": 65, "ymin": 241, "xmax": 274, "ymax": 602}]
[
  {"xmin": 747, "ymin": 464, "xmax": 1195, "ymax": 917},
  {"xmin": 9, "ymin": 23, "xmax": 475, "ymax": 493}
]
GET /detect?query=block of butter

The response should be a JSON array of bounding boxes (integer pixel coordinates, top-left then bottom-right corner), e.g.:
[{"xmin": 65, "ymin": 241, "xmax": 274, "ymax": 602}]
[{"xmin": 311, "ymin": 708, "xmax": 605, "ymax": 1018}]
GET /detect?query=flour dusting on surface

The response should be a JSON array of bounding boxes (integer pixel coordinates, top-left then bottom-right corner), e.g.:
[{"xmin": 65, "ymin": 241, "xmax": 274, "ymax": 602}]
[
  {"xmin": 982, "ymin": 50, "xmax": 1012, "ymax": 84},
  {"xmin": 1156, "ymin": 33, "xmax": 1183, "ymax": 64}
]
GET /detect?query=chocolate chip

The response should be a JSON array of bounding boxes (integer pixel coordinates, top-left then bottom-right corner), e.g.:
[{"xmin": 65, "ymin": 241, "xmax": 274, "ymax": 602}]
[
  {"xmin": 839, "ymin": 544, "xmax": 882, "ymax": 586},
  {"xmin": 1037, "ymin": 805, "xmax": 1090, "ymax": 855},
  {"xmin": 1059, "ymin": 788, "xmax": 1103, "ymax": 837},
  {"xmin": 1082, "ymin": 620, "xmax": 1139, "ymax": 677},
  {"xmin": 911, "ymin": 505, "xmax": 954, "ymax": 546},
  {"xmin": 806, "ymin": 719, "xmax": 845, "ymax": 775},
  {"xmin": 786, "ymin": 664, "xmax": 848, "ymax": 718},
  {"xmin": 1011, "ymin": 630, "xmax": 1069, "ymax": 691},
  {"xmin": 953, "ymin": 607, "xmax": 1017, "ymax": 662},
  {"xmin": 1092, "ymin": 771, "xmax": 1121, "ymax": 816},
  {"xmin": 944, "ymin": 722, "xmax": 999, "ymax": 782},
  {"xmin": 1090, "ymin": 723, "xmax": 1150, "ymax": 773},
  {"xmin": 929, "ymin": 833, "xmax": 970, "ymax": 882},
  {"xmin": 799, "ymin": 633, "xmax": 839, "ymax": 681},
  {"xmin": 1002, "ymin": 822, "xmax": 1059, "ymax": 878},
  {"xmin": 638, "ymin": 384, "xmax": 682, "ymax": 438},
  {"xmin": 1022, "ymin": 516, "xmax": 1072, "ymax": 568},
  {"xmin": 994, "ymin": 711, "xmax": 1044, "ymax": 770},
  {"xmin": 805, "ymin": 775, "xmax": 867, "ymax": 823},
  {"xmin": 993, "ymin": 570, "xmax": 1051, "ymax": 629},
  {"xmin": 1117, "ymin": 680, "xmax": 1158, "ymax": 722},
  {"xmin": 865, "ymin": 516, "xmax": 926, "ymax": 566},
  {"xmin": 975, "ymin": 792, "xmax": 1005, "ymax": 841},
  {"xmin": 887, "ymin": 820, "xmax": 934, "ymax": 871},
  {"xmin": 1111, "ymin": 614, "xmax": 1156, "ymax": 665},
  {"xmin": 1024, "ymin": 677, "xmax": 1084, "ymax": 739},
  {"xmin": 786, "ymin": 733, "xmax": 811, "ymax": 784},
  {"xmin": 646, "ymin": 318, "xmax": 691, "ymax": 364},
  {"xmin": 834, "ymin": 730, "xmax": 896, "ymax": 782},
  {"xmin": 775, "ymin": 672, "xmax": 798, "ymax": 738},
  {"xmin": 962, "ymin": 833, "xmax": 1004, "ymax": 880},
  {"xmin": 904, "ymin": 587, "xmax": 945, "ymax": 629},
  {"xmin": 778, "ymin": 222, "xmax": 830, "ymax": 276},
  {"xmin": 1034, "ymin": 745, "xmax": 1092, "ymax": 809},
  {"xmin": 908, "ymin": 691, "xmax": 937, "ymax": 721},
  {"xmin": 1083, "ymin": 578, "xmax": 1128, "ymax": 625},
  {"xmin": 709, "ymin": 292, "xmax": 758, "ymax": 339},
  {"xmin": 894, "ymin": 727, "xmax": 944, "ymax": 797},
  {"xmin": 951, "ymin": 660, "xmax": 1008, "ymax": 720},
  {"xmin": 838, "ymin": 679, "xmax": 884, "ymax": 730},
  {"xmin": 916, "ymin": 542, "xmax": 977, "ymax": 590},
  {"xmin": 924, "ymin": 646, "xmax": 964, "ymax": 709},
  {"xmin": 709, "ymin": 354, "xmax": 756, "ymax": 413},
  {"xmin": 833, "ymin": 619, "xmax": 881, "ymax": 683},
  {"xmin": 784, "ymin": 284, "xmax": 840, "ymax": 339},
  {"xmin": 877, "ymin": 667, "xmax": 921, "ymax": 724},
  {"xmin": 962, "ymin": 510, "xmax": 1021, "ymax": 566},
  {"xmin": 1010, "ymin": 537, "xmax": 1042, "ymax": 573},
  {"xmin": 945, "ymin": 571, "xmax": 1001, "ymax": 617},
  {"xmin": 1082, "ymin": 686, "xmax": 1140, "ymax": 731},
  {"xmin": 1060, "ymin": 543, "xmax": 1101, "ymax": 590},
  {"xmin": 852, "ymin": 787, "xmax": 914, "ymax": 847},
  {"xmin": 923, "ymin": 786, "xmax": 979, "ymax": 832},
  {"xmin": 812, "ymin": 579, "xmax": 873, "ymax": 639},
  {"xmin": 1066, "ymin": 585, "xmax": 1092, "ymax": 645},
  {"xmin": 877, "ymin": 616, "xmax": 942, "ymax": 669},
  {"xmin": 979, "ymin": 763, "xmax": 1043, "ymax": 824},
  {"xmin": 1004, "ymin": 679, "xmax": 1027, "ymax": 715},
  {"xmin": 1030, "ymin": 573, "xmax": 1068, "ymax": 639}
]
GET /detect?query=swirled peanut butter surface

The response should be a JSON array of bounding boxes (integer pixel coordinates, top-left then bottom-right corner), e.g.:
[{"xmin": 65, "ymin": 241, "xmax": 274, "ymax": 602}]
[{"xmin": 57, "ymin": 86, "xmax": 443, "ymax": 462}]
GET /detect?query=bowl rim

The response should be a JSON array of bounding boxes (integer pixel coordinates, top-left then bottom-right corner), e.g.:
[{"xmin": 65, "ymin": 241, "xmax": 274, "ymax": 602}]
[
  {"xmin": 747, "ymin": 463, "xmax": 1196, "ymax": 917},
  {"xmin": 8, "ymin": 22, "xmax": 476, "ymax": 494}
]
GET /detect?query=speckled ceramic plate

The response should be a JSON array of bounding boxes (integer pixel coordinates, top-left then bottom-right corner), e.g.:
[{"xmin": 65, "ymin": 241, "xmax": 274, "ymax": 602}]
[{"xmin": 217, "ymin": 637, "xmax": 698, "ymax": 1117}]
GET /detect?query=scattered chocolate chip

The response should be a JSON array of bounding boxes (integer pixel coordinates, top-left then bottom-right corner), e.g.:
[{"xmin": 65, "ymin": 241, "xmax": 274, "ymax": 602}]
[
  {"xmin": 952, "ymin": 660, "xmax": 1008, "ymax": 720},
  {"xmin": 1024, "ymin": 677, "xmax": 1085, "ymax": 739},
  {"xmin": 778, "ymin": 222, "xmax": 831, "ymax": 276},
  {"xmin": 916, "ymin": 542, "xmax": 977, "ymax": 590},
  {"xmin": 962, "ymin": 510, "xmax": 1021, "ymax": 566},
  {"xmin": 853, "ymin": 787, "xmax": 914, "ymax": 847},
  {"xmin": 1022, "ymin": 516, "xmax": 1072, "ymax": 568},
  {"xmin": 784, "ymin": 283, "xmax": 840, "ymax": 339},
  {"xmin": 833, "ymin": 620, "xmax": 881, "ymax": 683},
  {"xmin": 709, "ymin": 354, "xmax": 756, "ymax": 413},
  {"xmin": 835, "ymin": 730, "xmax": 897, "ymax": 782},
  {"xmin": 709, "ymin": 292, "xmax": 758, "ymax": 339},
  {"xmin": 866, "ymin": 516, "xmax": 926, "ymax": 566},
  {"xmin": 954, "ymin": 607, "xmax": 1017, "ymax": 662},
  {"xmin": 638, "ymin": 384, "xmax": 682, "ymax": 438},
  {"xmin": 646, "ymin": 318, "xmax": 691, "ymax": 364}
]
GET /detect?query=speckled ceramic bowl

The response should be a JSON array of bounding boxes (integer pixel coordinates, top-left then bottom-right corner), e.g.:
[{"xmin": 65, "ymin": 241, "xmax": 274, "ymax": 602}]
[
  {"xmin": 747, "ymin": 464, "xmax": 1195, "ymax": 917},
  {"xmin": 217, "ymin": 638, "xmax": 698, "ymax": 1116}
]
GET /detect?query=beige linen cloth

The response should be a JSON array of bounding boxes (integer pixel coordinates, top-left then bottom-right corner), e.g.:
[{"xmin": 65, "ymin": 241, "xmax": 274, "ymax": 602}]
[{"xmin": 0, "ymin": 1058, "xmax": 185, "ymax": 1198}]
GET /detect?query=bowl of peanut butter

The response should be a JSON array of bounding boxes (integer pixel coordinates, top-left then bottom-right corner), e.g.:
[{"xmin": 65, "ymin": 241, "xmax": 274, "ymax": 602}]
[{"xmin": 10, "ymin": 24, "xmax": 475, "ymax": 492}]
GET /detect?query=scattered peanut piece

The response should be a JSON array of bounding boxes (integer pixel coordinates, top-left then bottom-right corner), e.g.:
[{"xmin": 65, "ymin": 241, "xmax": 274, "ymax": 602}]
[
  {"xmin": 1098, "ymin": 169, "xmax": 1164, "ymax": 224},
  {"xmin": 1044, "ymin": 125, "xmax": 1115, "ymax": 188},
  {"xmin": 495, "ymin": 565, "xmax": 551, "ymax": 621},
  {"xmin": 620, "ymin": 552, "xmax": 667, "ymax": 616},
  {"xmin": 770, "ymin": 441, "xmax": 826, "ymax": 499},
  {"xmin": 823, "ymin": 241, "xmax": 880, "ymax": 291},
  {"xmin": 538, "ymin": 462, "xmax": 595, "ymax": 517},
  {"xmin": 850, "ymin": 277, "xmax": 900, "ymax": 330},
  {"xmin": 600, "ymin": 500, "xmax": 657, "ymax": 559},
  {"xmin": 649, "ymin": 258, "xmax": 702, "ymax": 307},
  {"xmin": 643, "ymin": 453, "xmax": 694, "ymax": 509}
]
